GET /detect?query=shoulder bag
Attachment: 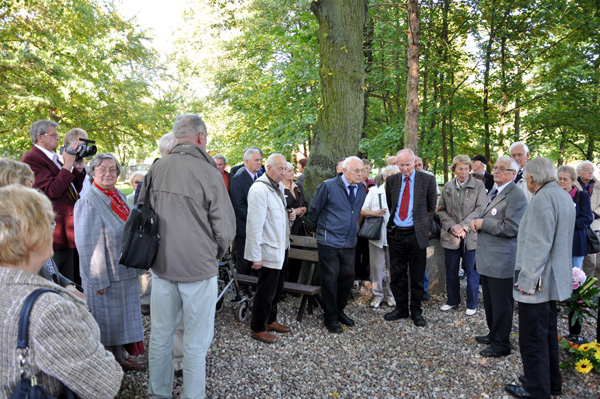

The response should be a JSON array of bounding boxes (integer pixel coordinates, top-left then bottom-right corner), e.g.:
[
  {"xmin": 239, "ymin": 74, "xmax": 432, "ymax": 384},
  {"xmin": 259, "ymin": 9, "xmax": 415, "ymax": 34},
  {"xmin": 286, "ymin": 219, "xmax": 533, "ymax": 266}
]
[
  {"xmin": 11, "ymin": 288, "xmax": 80, "ymax": 399},
  {"xmin": 119, "ymin": 170, "xmax": 160, "ymax": 270},
  {"xmin": 358, "ymin": 193, "xmax": 384, "ymax": 240}
]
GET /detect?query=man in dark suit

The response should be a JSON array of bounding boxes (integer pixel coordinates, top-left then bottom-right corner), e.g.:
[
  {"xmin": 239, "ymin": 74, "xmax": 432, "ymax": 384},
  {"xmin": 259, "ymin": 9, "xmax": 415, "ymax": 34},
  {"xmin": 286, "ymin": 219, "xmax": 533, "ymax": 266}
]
[
  {"xmin": 230, "ymin": 147, "xmax": 263, "ymax": 284},
  {"xmin": 21, "ymin": 119, "xmax": 86, "ymax": 283},
  {"xmin": 470, "ymin": 156, "xmax": 528, "ymax": 358},
  {"xmin": 471, "ymin": 154, "xmax": 495, "ymax": 193},
  {"xmin": 307, "ymin": 156, "xmax": 367, "ymax": 333},
  {"xmin": 384, "ymin": 149, "xmax": 437, "ymax": 327}
]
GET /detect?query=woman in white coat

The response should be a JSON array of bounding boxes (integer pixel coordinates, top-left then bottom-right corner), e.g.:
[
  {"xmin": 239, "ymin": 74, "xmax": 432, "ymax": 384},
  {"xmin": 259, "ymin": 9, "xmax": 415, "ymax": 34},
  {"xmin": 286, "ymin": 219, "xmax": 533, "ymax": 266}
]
[{"xmin": 361, "ymin": 165, "xmax": 399, "ymax": 308}]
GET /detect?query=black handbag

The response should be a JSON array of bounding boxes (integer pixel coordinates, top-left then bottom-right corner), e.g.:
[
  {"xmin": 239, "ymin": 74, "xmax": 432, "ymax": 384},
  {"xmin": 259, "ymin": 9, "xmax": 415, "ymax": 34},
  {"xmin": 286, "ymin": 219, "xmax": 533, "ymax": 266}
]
[
  {"xmin": 11, "ymin": 288, "xmax": 80, "ymax": 399},
  {"xmin": 358, "ymin": 193, "xmax": 384, "ymax": 240},
  {"xmin": 587, "ymin": 227, "xmax": 600, "ymax": 254},
  {"xmin": 429, "ymin": 213, "xmax": 442, "ymax": 239},
  {"xmin": 119, "ymin": 170, "xmax": 160, "ymax": 270}
]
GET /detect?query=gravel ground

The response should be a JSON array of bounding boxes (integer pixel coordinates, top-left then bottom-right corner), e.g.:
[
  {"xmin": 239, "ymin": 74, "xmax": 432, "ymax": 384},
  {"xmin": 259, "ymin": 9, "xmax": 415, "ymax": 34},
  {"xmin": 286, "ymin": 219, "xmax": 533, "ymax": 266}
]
[{"xmin": 117, "ymin": 283, "xmax": 600, "ymax": 399}]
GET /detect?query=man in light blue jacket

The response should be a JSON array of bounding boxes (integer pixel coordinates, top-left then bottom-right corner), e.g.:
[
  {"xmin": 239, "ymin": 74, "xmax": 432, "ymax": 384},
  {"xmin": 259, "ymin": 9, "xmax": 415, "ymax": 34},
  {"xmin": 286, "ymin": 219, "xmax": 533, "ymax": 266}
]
[{"xmin": 505, "ymin": 158, "xmax": 574, "ymax": 399}]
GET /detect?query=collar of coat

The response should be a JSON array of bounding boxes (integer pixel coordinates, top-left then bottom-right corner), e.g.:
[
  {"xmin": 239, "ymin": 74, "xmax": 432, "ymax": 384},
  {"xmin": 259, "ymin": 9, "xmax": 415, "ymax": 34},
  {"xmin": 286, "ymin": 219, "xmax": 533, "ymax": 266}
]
[{"xmin": 168, "ymin": 142, "xmax": 217, "ymax": 168}]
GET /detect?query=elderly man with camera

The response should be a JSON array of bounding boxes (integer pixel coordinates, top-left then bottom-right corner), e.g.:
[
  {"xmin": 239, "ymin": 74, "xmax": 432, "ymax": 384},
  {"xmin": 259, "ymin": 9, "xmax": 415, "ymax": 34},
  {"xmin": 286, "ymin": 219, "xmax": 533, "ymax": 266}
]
[{"xmin": 21, "ymin": 119, "xmax": 89, "ymax": 284}]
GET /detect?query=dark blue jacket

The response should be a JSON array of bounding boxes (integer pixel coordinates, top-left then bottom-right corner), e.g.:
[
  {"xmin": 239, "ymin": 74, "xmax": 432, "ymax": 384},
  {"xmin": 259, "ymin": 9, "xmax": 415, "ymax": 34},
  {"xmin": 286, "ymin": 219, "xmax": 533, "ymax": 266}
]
[
  {"xmin": 307, "ymin": 175, "xmax": 366, "ymax": 248},
  {"xmin": 573, "ymin": 190, "xmax": 594, "ymax": 256}
]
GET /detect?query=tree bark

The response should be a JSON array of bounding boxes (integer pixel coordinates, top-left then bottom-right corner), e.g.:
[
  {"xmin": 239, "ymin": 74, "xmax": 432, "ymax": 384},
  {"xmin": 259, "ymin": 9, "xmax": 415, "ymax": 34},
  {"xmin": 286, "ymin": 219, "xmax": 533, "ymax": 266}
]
[
  {"xmin": 305, "ymin": 0, "xmax": 367, "ymax": 200},
  {"xmin": 404, "ymin": 0, "xmax": 420, "ymax": 152}
]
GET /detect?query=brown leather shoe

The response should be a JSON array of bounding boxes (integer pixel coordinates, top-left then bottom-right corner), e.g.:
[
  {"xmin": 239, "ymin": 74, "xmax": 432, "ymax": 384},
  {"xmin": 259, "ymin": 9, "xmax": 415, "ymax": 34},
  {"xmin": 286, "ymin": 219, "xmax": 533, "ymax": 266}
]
[
  {"xmin": 251, "ymin": 331, "xmax": 278, "ymax": 343},
  {"xmin": 267, "ymin": 321, "xmax": 291, "ymax": 333},
  {"xmin": 121, "ymin": 359, "xmax": 145, "ymax": 371}
]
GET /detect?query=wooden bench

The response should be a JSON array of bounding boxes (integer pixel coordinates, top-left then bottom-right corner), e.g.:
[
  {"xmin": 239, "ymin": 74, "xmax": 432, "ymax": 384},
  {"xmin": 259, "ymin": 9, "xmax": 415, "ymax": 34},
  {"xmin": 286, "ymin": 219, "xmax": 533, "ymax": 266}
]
[{"xmin": 236, "ymin": 235, "xmax": 322, "ymax": 322}]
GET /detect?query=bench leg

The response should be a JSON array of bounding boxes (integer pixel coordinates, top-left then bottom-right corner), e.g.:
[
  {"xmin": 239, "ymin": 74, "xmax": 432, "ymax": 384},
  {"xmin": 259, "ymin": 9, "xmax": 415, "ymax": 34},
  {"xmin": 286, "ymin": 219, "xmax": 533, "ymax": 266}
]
[
  {"xmin": 297, "ymin": 294, "xmax": 309, "ymax": 322},
  {"xmin": 307, "ymin": 296, "xmax": 314, "ymax": 315}
]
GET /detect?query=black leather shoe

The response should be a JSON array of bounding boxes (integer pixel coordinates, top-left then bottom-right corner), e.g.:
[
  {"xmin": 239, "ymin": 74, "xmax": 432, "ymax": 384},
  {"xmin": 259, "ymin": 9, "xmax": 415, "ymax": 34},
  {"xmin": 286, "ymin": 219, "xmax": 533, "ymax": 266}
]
[
  {"xmin": 411, "ymin": 313, "xmax": 426, "ymax": 327},
  {"xmin": 518, "ymin": 376, "xmax": 561, "ymax": 396},
  {"xmin": 505, "ymin": 384, "xmax": 535, "ymax": 398},
  {"xmin": 324, "ymin": 321, "xmax": 343, "ymax": 334},
  {"xmin": 338, "ymin": 312, "xmax": 355, "ymax": 327},
  {"xmin": 475, "ymin": 335, "xmax": 491, "ymax": 345},
  {"xmin": 480, "ymin": 347, "xmax": 510, "ymax": 358},
  {"xmin": 422, "ymin": 292, "xmax": 430, "ymax": 301},
  {"xmin": 384, "ymin": 308, "xmax": 410, "ymax": 321}
]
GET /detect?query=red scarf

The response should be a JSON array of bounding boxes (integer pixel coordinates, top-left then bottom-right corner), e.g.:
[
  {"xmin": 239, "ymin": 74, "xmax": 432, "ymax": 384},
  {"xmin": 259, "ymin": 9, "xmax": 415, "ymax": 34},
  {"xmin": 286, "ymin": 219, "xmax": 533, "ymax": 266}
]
[{"xmin": 94, "ymin": 181, "xmax": 130, "ymax": 221}]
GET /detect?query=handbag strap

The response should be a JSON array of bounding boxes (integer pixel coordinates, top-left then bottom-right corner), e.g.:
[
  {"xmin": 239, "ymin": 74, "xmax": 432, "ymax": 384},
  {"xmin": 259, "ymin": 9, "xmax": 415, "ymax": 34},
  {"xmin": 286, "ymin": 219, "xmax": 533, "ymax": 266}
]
[
  {"xmin": 142, "ymin": 169, "xmax": 153, "ymax": 213},
  {"xmin": 17, "ymin": 288, "xmax": 59, "ymax": 349},
  {"xmin": 378, "ymin": 193, "xmax": 382, "ymax": 209}
]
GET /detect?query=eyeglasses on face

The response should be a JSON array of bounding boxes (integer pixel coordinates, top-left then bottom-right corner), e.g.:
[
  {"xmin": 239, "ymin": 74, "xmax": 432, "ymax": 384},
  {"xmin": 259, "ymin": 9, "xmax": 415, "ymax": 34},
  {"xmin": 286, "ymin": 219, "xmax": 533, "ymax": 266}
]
[
  {"xmin": 96, "ymin": 167, "xmax": 118, "ymax": 175},
  {"xmin": 492, "ymin": 166, "xmax": 515, "ymax": 172}
]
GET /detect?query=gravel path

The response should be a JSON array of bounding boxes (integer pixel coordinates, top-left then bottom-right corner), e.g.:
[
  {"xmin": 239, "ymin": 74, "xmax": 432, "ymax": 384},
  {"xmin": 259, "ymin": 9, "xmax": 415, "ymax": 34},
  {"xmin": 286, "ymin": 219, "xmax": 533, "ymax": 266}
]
[{"xmin": 118, "ymin": 285, "xmax": 600, "ymax": 398}]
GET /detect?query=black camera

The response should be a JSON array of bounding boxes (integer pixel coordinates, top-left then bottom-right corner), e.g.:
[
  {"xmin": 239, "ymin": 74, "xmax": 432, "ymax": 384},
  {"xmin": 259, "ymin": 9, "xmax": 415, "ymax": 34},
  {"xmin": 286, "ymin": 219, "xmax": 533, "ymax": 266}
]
[{"xmin": 64, "ymin": 138, "xmax": 97, "ymax": 161}]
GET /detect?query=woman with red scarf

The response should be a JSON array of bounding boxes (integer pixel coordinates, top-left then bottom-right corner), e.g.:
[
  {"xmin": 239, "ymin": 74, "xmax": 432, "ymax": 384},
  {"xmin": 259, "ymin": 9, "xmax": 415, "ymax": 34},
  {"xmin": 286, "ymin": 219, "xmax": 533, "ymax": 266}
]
[{"xmin": 74, "ymin": 153, "xmax": 145, "ymax": 371}]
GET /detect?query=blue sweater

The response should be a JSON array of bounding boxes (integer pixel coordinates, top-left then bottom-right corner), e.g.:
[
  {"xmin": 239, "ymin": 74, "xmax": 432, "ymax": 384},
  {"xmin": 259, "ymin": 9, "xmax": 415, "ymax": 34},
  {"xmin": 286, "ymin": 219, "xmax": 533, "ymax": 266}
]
[{"xmin": 307, "ymin": 175, "xmax": 367, "ymax": 248}]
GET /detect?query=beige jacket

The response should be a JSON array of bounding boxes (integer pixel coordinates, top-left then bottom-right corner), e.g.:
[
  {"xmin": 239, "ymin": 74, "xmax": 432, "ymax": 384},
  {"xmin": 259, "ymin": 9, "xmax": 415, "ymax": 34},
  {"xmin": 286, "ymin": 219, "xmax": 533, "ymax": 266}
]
[
  {"xmin": 437, "ymin": 176, "xmax": 487, "ymax": 251},
  {"xmin": 139, "ymin": 142, "xmax": 236, "ymax": 282},
  {"xmin": 0, "ymin": 267, "xmax": 122, "ymax": 398}
]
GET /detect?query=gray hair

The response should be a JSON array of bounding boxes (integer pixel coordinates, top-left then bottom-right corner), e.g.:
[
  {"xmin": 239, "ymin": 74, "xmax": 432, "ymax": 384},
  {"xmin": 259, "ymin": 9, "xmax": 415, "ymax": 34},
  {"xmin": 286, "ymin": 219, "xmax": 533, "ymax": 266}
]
[
  {"xmin": 342, "ymin": 156, "xmax": 362, "ymax": 169},
  {"xmin": 576, "ymin": 160, "xmax": 595, "ymax": 173},
  {"xmin": 265, "ymin": 153, "xmax": 285, "ymax": 167},
  {"xmin": 89, "ymin": 153, "xmax": 121, "ymax": 182},
  {"xmin": 383, "ymin": 165, "xmax": 400, "ymax": 178},
  {"xmin": 557, "ymin": 165, "xmax": 577, "ymax": 182},
  {"xmin": 509, "ymin": 141, "xmax": 530, "ymax": 154},
  {"xmin": 30, "ymin": 120, "xmax": 59, "ymax": 144},
  {"xmin": 523, "ymin": 158, "xmax": 557, "ymax": 185},
  {"xmin": 213, "ymin": 154, "xmax": 227, "ymax": 164},
  {"xmin": 243, "ymin": 147, "xmax": 262, "ymax": 162},
  {"xmin": 172, "ymin": 114, "xmax": 206, "ymax": 140},
  {"xmin": 129, "ymin": 171, "xmax": 146, "ymax": 186},
  {"xmin": 495, "ymin": 156, "xmax": 519, "ymax": 172},
  {"xmin": 63, "ymin": 128, "xmax": 88, "ymax": 145},
  {"xmin": 159, "ymin": 133, "xmax": 176, "ymax": 157},
  {"xmin": 396, "ymin": 148, "xmax": 416, "ymax": 161},
  {"xmin": 286, "ymin": 162, "xmax": 294, "ymax": 171}
]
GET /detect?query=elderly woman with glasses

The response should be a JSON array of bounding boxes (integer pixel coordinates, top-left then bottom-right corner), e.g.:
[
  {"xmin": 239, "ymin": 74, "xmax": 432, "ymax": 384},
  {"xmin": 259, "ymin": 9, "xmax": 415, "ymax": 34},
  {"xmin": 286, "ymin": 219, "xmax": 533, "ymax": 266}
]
[
  {"xmin": 437, "ymin": 155, "xmax": 487, "ymax": 316},
  {"xmin": 126, "ymin": 171, "xmax": 145, "ymax": 208},
  {"xmin": 0, "ymin": 185, "xmax": 122, "ymax": 397},
  {"xmin": 74, "ymin": 153, "xmax": 145, "ymax": 372}
]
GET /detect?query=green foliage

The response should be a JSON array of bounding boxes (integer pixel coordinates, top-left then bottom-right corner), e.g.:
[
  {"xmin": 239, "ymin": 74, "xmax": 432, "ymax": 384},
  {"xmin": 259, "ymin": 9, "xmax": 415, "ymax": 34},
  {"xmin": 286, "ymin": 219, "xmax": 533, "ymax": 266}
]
[
  {"xmin": 0, "ymin": 0, "xmax": 178, "ymax": 164},
  {"xmin": 172, "ymin": 0, "xmax": 319, "ymax": 166}
]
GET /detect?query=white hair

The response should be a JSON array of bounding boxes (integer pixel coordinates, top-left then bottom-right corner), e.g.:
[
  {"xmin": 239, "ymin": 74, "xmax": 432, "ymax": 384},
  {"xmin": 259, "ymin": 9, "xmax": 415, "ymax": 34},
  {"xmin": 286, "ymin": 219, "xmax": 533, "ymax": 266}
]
[
  {"xmin": 509, "ymin": 141, "xmax": 529, "ymax": 154},
  {"xmin": 383, "ymin": 165, "xmax": 400, "ymax": 177},
  {"xmin": 576, "ymin": 160, "xmax": 595, "ymax": 173},
  {"xmin": 523, "ymin": 158, "xmax": 557, "ymax": 185},
  {"xmin": 396, "ymin": 148, "xmax": 416, "ymax": 160},
  {"xmin": 158, "ymin": 133, "xmax": 176, "ymax": 157},
  {"xmin": 265, "ymin": 153, "xmax": 285, "ymax": 167},
  {"xmin": 342, "ymin": 156, "xmax": 362, "ymax": 169},
  {"xmin": 495, "ymin": 156, "xmax": 519, "ymax": 172}
]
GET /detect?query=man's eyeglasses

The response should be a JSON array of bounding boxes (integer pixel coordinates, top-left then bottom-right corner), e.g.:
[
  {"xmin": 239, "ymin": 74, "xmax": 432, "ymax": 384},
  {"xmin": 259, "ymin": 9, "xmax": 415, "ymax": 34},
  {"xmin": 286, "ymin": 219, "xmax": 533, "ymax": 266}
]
[{"xmin": 492, "ymin": 166, "xmax": 515, "ymax": 172}]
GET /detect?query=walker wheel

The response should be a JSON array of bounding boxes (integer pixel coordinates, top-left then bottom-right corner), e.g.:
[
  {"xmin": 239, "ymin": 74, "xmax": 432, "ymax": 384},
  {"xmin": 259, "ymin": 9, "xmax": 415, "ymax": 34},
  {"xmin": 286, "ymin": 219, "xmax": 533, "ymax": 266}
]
[{"xmin": 236, "ymin": 302, "xmax": 248, "ymax": 322}]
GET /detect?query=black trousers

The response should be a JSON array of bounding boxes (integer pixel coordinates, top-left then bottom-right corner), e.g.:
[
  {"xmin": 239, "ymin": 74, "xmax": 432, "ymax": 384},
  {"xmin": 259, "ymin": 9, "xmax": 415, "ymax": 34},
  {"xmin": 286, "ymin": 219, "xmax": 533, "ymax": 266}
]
[
  {"xmin": 480, "ymin": 275, "xmax": 514, "ymax": 353},
  {"xmin": 250, "ymin": 259, "xmax": 286, "ymax": 333},
  {"xmin": 234, "ymin": 236, "xmax": 252, "ymax": 276},
  {"xmin": 354, "ymin": 236, "xmax": 370, "ymax": 281},
  {"xmin": 317, "ymin": 244, "xmax": 355, "ymax": 323},
  {"xmin": 53, "ymin": 248, "xmax": 79, "ymax": 286},
  {"xmin": 388, "ymin": 229, "xmax": 426, "ymax": 316},
  {"xmin": 518, "ymin": 301, "xmax": 561, "ymax": 399}
]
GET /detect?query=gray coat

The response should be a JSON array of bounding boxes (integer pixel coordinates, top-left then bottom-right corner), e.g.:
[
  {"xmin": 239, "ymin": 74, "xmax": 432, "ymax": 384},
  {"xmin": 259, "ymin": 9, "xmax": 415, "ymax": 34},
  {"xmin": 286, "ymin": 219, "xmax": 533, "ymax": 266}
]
[
  {"xmin": 74, "ymin": 184, "xmax": 144, "ymax": 346},
  {"xmin": 475, "ymin": 182, "xmax": 528, "ymax": 279},
  {"xmin": 437, "ymin": 176, "xmax": 487, "ymax": 251},
  {"xmin": 514, "ymin": 181, "xmax": 575, "ymax": 303}
]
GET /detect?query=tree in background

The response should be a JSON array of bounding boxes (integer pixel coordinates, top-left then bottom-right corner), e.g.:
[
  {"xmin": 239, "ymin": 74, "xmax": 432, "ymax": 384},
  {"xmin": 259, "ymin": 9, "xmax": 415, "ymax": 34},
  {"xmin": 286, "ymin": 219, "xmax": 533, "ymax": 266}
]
[{"xmin": 0, "ymin": 0, "xmax": 177, "ymax": 165}]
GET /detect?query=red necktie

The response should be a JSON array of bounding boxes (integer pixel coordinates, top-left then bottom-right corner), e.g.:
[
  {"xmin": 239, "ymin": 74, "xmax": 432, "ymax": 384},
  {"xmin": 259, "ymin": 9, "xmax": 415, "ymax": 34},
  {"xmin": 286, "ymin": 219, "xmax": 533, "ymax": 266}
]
[{"xmin": 398, "ymin": 176, "xmax": 410, "ymax": 221}]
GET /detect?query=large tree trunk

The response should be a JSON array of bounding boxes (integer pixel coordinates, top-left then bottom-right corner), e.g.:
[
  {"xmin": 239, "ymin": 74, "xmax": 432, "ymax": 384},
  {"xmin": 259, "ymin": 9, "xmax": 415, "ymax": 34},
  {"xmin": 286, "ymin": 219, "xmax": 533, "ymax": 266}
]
[
  {"xmin": 404, "ymin": 0, "xmax": 420, "ymax": 152},
  {"xmin": 305, "ymin": 0, "xmax": 367, "ymax": 200}
]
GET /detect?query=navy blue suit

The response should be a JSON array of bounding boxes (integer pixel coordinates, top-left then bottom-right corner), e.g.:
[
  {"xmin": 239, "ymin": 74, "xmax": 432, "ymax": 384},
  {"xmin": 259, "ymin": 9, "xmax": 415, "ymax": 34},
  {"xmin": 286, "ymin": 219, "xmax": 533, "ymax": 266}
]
[{"xmin": 230, "ymin": 170, "xmax": 256, "ymax": 277}]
